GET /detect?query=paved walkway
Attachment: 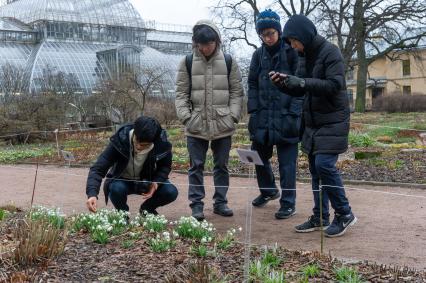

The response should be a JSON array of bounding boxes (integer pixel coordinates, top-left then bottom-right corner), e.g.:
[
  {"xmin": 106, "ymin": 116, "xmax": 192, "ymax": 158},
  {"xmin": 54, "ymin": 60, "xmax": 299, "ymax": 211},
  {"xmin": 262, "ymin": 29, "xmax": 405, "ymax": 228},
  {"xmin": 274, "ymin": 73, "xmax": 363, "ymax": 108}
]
[{"xmin": 1, "ymin": 164, "xmax": 425, "ymax": 270}]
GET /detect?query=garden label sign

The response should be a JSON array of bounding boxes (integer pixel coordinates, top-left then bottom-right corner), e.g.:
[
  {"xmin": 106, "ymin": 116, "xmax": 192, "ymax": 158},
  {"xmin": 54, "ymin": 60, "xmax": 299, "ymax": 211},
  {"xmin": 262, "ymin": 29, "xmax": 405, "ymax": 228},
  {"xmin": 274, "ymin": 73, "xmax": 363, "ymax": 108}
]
[
  {"xmin": 61, "ymin": 150, "xmax": 75, "ymax": 162},
  {"xmin": 236, "ymin": 148, "xmax": 263, "ymax": 166}
]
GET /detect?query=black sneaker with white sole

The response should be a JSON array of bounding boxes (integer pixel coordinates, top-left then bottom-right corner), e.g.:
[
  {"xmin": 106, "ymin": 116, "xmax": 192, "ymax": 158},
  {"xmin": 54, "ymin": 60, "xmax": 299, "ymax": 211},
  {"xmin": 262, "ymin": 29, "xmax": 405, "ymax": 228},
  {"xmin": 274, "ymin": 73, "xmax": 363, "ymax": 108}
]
[
  {"xmin": 294, "ymin": 215, "xmax": 330, "ymax": 233},
  {"xmin": 275, "ymin": 207, "xmax": 296, "ymax": 219},
  {"xmin": 252, "ymin": 190, "xmax": 280, "ymax": 207},
  {"xmin": 325, "ymin": 212, "xmax": 357, "ymax": 238}
]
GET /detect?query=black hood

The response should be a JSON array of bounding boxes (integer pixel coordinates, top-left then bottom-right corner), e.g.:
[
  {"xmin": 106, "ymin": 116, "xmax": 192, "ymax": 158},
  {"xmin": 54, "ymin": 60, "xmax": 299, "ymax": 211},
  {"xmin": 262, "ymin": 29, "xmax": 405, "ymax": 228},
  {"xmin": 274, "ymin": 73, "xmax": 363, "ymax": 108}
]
[
  {"xmin": 282, "ymin": 14, "xmax": 317, "ymax": 48},
  {"xmin": 109, "ymin": 123, "xmax": 170, "ymax": 158},
  {"xmin": 109, "ymin": 123, "xmax": 133, "ymax": 157}
]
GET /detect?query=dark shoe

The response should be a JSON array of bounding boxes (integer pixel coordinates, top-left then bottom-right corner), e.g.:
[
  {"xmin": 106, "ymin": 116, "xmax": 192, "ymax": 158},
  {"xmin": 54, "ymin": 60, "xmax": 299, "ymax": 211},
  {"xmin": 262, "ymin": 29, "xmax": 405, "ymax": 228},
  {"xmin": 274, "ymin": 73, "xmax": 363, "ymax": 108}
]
[
  {"xmin": 139, "ymin": 204, "xmax": 158, "ymax": 216},
  {"xmin": 213, "ymin": 204, "xmax": 234, "ymax": 217},
  {"xmin": 252, "ymin": 191, "xmax": 280, "ymax": 207},
  {"xmin": 275, "ymin": 207, "xmax": 296, "ymax": 219},
  {"xmin": 325, "ymin": 213, "xmax": 357, "ymax": 238},
  {"xmin": 191, "ymin": 206, "xmax": 205, "ymax": 221},
  {"xmin": 294, "ymin": 215, "xmax": 330, "ymax": 233}
]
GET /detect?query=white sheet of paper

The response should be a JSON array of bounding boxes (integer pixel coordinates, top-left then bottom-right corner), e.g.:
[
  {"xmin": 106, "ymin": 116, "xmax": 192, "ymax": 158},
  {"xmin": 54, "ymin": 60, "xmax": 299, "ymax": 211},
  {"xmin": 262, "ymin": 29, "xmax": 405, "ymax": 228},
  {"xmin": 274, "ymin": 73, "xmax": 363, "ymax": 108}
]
[{"xmin": 236, "ymin": 148, "xmax": 263, "ymax": 166}]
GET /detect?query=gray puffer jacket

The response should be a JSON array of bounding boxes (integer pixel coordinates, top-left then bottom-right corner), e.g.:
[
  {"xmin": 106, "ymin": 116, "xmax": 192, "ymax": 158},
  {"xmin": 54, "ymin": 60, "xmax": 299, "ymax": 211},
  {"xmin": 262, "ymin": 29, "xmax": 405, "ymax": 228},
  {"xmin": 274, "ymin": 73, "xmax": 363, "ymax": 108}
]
[{"xmin": 175, "ymin": 20, "xmax": 244, "ymax": 141}]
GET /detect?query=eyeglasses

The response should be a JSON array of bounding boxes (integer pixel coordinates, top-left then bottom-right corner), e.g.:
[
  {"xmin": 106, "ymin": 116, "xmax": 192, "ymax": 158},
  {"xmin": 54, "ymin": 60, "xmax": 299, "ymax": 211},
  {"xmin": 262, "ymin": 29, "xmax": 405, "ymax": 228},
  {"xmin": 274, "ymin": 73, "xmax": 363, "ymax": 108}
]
[
  {"xmin": 196, "ymin": 41, "xmax": 216, "ymax": 49},
  {"xmin": 260, "ymin": 30, "xmax": 278, "ymax": 39}
]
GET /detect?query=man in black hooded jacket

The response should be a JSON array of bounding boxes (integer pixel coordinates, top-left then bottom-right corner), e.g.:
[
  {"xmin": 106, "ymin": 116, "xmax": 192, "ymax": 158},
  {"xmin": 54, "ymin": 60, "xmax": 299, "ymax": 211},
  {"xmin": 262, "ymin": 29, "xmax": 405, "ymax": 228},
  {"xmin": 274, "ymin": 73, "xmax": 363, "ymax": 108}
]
[
  {"xmin": 86, "ymin": 116, "xmax": 178, "ymax": 215},
  {"xmin": 270, "ymin": 14, "xmax": 357, "ymax": 237}
]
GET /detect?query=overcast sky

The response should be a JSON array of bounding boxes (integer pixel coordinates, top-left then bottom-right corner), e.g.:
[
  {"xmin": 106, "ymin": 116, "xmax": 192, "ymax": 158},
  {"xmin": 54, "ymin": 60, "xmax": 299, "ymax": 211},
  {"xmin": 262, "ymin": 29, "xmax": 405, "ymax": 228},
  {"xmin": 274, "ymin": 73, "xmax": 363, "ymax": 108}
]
[{"xmin": 130, "ymin": 0, "xmax": 212, "ymax": 27}]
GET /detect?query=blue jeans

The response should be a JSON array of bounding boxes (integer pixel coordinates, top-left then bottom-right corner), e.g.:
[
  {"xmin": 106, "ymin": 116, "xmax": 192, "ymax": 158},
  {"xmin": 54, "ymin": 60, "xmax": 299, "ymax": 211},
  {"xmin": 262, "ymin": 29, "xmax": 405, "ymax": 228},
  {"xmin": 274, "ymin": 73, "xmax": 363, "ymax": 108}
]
[
  {"xmin": 309, "ymin": 154, "xmax": 351, "ymax": 220},
  {"xmin": 187, "ymin": 136, "xmax": 231, "ymax": 208},
  {"xmin": 252, "ymin": 142, "xmax": 298, "ymax": 208},
  {"xmin": 108, "ymin": 179, "xmax": 178, "ymax": 212}
]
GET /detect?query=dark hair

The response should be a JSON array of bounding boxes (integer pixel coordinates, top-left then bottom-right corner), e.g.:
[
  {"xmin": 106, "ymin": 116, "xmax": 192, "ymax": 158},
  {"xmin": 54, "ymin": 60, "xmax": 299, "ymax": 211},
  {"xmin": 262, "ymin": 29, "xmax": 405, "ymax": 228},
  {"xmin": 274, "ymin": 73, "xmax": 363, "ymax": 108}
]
[
  {"xmin": 133, "ymin": 116, "xmax": 161, "ymax": 143},
  {"xmin": 192, "ymin": 25, "xmax": 220, "ymax": 44}
]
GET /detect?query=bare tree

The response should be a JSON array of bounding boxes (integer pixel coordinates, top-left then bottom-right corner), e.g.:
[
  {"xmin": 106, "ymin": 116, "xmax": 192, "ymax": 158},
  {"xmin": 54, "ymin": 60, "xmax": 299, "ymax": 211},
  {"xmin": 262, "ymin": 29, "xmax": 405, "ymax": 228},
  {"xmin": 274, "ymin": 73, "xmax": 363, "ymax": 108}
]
[
  {"xmin": 125, "ymin": 66, "xmax": 170, "ymax": 113},
  {"xmin": 96, "ymin": 78, "xmax": 138, "ymax": 124},
  {"xmin": 212, "ymin": 0, "xmax": 426, "ymax": 112},
  {"xmin": 212, "ymin": 0, "xmax": 321, "ymax": 50},
  {"xmin": 319, "ymin": 0, "xmax": 426, "ymax": 112},
  {"xmin": 0, "ymin": 63, "xmax": 26, "ymax": 121},
  {"xmin": 0, "ymin": 63, "xmax": 25, "ymax": 97},
  {"xmin": 95, "ymin": 65, "xmax": 170, "ymax": 124}
]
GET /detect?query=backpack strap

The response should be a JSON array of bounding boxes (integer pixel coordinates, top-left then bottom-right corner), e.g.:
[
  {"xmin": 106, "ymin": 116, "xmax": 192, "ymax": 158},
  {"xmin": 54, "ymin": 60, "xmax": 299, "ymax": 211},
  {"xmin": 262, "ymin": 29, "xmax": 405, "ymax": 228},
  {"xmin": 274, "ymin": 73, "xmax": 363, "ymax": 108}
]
[
  {"xmin": 224, "ymin": 53, "xmax": 232, "ymax": 81},
  {"xmin": 185, "ymin": 52, "xmax": 233, "ymax": 91},
  {"xmin": 185, "ymin": 53, "xmax": 193, "ymax": 95}
]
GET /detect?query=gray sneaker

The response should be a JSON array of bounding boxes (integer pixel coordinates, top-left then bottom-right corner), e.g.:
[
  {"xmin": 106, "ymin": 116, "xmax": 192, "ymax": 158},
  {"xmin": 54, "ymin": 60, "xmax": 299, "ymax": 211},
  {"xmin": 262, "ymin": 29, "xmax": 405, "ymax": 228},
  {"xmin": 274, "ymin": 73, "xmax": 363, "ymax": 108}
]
[{"xmin": 191, "ymin": 206, "xmax": 205, "ymax": 221}]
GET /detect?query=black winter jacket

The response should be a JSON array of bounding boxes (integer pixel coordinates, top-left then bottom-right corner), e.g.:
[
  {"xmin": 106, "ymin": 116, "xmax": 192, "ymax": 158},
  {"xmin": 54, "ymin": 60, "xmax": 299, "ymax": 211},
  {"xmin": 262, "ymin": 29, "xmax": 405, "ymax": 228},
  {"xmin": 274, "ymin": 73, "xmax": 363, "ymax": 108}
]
[
  {"xmin": 86, "ymin": 124, "xmax": 172, "ymax": 203},
  {"xmin": 281, "ymin": 15, "xmax": 350, "ymax": 155},
  {"xmin": 247, "ymin": 40, "xmax": 303, "ymax": 145}
]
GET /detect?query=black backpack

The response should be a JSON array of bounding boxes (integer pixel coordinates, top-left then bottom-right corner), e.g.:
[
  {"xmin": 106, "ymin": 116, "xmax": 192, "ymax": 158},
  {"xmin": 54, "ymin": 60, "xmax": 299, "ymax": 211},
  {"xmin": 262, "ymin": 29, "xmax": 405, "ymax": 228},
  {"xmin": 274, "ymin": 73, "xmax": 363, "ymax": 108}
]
[{"xmin": 185, "ymin": 53, "xmax": 232, "ymax": 92}]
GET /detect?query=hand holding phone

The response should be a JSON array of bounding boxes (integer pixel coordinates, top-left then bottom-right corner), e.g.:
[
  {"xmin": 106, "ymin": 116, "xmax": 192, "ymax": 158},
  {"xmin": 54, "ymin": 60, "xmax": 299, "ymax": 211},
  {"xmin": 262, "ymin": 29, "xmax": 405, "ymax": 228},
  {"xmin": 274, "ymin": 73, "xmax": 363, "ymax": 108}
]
[{"xmin": 269, "ymin": 71, "xmax": 287, "ymax": 85}]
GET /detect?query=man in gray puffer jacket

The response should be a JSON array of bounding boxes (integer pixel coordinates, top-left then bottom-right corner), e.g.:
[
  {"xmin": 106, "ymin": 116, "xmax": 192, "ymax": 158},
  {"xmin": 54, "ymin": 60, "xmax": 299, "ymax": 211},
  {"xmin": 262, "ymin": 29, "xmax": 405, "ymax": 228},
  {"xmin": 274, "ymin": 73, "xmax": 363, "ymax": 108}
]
[{"xmin": 175, "ymin": 20, "xmax": 244, "ymax": 220}]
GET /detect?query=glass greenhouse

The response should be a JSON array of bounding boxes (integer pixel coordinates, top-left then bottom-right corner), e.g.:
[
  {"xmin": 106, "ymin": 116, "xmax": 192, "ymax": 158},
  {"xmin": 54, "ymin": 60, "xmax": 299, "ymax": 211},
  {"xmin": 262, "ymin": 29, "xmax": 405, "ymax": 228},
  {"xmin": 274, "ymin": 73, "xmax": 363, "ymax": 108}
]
[{"xmin": 0, "ymin": 0, "xmax": 192, "ymax": 94}]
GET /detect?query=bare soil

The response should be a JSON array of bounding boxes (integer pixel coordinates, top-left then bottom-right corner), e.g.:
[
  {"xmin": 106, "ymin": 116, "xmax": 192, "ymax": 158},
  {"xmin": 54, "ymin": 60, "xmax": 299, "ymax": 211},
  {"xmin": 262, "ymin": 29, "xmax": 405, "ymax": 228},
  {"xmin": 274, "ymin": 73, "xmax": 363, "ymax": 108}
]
[{"xmin": 1, "ymin": 164, "xmax": 426, "ymax": 272}]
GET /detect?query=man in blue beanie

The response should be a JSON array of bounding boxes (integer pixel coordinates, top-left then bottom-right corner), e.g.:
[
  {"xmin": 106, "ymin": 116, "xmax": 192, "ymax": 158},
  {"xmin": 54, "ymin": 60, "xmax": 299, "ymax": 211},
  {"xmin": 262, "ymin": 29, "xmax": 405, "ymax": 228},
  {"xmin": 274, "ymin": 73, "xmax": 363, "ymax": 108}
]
[
  {"xmin": 270, "ymin": 14, "xmax": 357, "ymax": 237},
  {"xmin": 248, "ymin": 9, "xmax": 302, "ymax": 219},
  {"xmin": 86, "ymin": 116, "xmax": 178, "ymax": 215}
]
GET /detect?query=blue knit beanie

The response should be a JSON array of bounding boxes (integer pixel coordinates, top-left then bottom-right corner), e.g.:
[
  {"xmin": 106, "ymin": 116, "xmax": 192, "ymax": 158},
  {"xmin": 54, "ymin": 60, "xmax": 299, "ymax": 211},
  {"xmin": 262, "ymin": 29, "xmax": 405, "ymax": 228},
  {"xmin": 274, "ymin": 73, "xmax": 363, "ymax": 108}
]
[{"xmin": 256, "ymin": 9, "xmax": 281, "ymax": 35}]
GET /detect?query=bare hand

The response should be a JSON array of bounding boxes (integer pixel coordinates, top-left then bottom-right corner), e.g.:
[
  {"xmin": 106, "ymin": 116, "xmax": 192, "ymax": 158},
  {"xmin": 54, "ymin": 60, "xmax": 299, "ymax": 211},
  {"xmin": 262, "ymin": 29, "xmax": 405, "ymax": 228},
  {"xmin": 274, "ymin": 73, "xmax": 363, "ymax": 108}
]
[
  {"xmin": 269, "ymin": 71, "xmax": 287, "ymax": 85},
  {"xmin": 86, "ymin": 197, "xmax": 97, "ymax": 213},
  {"xmin": 142, "ymin": 182, "xmax": 158, "ymax": 200}
]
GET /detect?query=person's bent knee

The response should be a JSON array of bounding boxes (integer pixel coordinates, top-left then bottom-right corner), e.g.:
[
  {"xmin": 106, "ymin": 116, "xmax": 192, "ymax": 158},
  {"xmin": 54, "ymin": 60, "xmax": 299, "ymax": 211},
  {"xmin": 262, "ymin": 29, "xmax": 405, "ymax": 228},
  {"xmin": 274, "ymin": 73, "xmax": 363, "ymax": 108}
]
[
  {"xmin": 162, "ymin": 184, "xmax": 178, "ymax": 203},
  {"xmin": 109, "ymin": 181, "xmax": 127, "ymax": 197}
]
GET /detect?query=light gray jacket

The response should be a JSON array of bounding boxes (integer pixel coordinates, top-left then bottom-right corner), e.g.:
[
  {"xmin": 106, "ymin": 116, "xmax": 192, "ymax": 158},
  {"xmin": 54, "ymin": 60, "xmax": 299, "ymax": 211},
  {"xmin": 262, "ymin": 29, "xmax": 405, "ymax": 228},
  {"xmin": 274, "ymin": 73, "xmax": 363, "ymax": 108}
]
[{"xmin": 175, "ymin": 20, "xmax": 244, "ymax": 140}]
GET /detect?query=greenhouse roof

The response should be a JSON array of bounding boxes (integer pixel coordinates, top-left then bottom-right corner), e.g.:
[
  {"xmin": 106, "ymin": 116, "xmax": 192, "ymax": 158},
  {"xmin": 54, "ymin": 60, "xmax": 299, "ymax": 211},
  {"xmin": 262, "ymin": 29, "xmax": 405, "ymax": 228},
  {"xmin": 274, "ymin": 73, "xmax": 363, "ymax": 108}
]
[{"xmin": 0, "ymin": 0, "xmax": 145, "ymax": 28}]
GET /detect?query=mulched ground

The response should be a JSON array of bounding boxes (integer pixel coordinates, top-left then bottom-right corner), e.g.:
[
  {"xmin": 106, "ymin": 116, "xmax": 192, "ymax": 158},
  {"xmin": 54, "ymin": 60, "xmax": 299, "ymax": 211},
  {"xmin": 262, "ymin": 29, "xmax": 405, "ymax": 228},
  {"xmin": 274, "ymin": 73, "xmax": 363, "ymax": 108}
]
[
  {"xmin": 226, "ymin": 149, "xmax": 426, "ymax": 185},
  {"xmin": 1, "ymin": 213, "xmax": 426, "ymax": 283}
]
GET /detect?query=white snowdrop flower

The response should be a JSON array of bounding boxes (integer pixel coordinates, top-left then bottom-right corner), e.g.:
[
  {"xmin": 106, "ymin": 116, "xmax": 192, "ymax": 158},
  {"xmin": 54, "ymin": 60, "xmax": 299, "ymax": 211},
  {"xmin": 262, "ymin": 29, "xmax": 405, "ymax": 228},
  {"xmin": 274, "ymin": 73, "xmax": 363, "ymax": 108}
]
[
  {"xmin": 150, "ymin": 229, "xmax": 154, "ymax": 233},
  {"xmin": 238, "ymin": 227, "xmax": 243, "ymax": 232},
  {"xmin": 201, "ymin": 237, "xmax": 207, "ymax": 243}
]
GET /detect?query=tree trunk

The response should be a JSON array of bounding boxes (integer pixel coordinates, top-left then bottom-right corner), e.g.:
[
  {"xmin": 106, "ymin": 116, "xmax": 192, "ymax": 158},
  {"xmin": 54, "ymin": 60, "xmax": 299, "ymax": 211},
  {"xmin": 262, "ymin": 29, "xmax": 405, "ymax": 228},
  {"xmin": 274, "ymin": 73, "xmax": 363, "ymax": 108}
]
[
  {"xmin": 355, "ymin": 48, "xmax": 368, "ymax": 112},
  {"xmin": 354, "ymin": 0, "xmax": 367, "ymax": 113}
]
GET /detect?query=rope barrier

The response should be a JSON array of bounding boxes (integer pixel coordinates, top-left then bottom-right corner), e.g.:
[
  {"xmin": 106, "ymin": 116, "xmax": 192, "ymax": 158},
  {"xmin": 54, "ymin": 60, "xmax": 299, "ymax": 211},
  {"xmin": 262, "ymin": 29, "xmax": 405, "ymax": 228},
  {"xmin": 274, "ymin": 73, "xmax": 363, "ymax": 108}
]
[
  {"xmin": 1, "ymin": 164, "xmax": 426, "ymax": 199},
  {"xmin": 0, "ymin": 121, "xmax": 425, "ymax": 139}
]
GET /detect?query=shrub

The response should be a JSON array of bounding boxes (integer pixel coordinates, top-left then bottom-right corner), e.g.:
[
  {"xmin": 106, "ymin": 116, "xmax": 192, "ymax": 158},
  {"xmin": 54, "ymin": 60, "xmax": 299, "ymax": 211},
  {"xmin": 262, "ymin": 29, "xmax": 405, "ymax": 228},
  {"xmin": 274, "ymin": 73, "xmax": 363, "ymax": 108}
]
[
  {"xmin": 191, "ymin": 244, "xmax": 209, "ymax": 257},
  {"xmin": 0, "ymin": 209, "xmax": 8, "ymax": 221},
  {"xmin": 147, "ymin": 231, "xmax": 176, "ymax": 252},
  {"xmin": 0, "ymin": 147, "xmax": 53, "ymax": 163},
  {"xmin": 164, "ymin": 260, "xmax": 226, "ymax": 283},
  {"xmin": 29, "ymin": 205, "xmax": 65, "ymax": 229},
  {"xmin": 217, "ymin": 227, "xmax": 241, "ymax": 250},
  {"xmin": 334, "ymin": 266, "xmax": 364, "ymax": 283},
  {"xmin": 175, "ymin": 216, "xmax": 215, "ymax": 242},
  {"xmin": 301, "ymin": 264, "xmax": 320, "ymax": 278},
  {"xmin": 349, "ymin": 132, "xmax": 376, "ymax": 147},
  {"xmin": 373, "ymin": 94, "xmax": 426, "ymax": 113},
  {"xmin": 131, "ymin": 212, "xmax": 168, "ymax": 233},
  {"xmin": 71, "ymin": 209, "xmax": 128, "ymax": 244},
  {"xmin": 13, "ymin": 217, "xmax": 68, "ymax": 266}
]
